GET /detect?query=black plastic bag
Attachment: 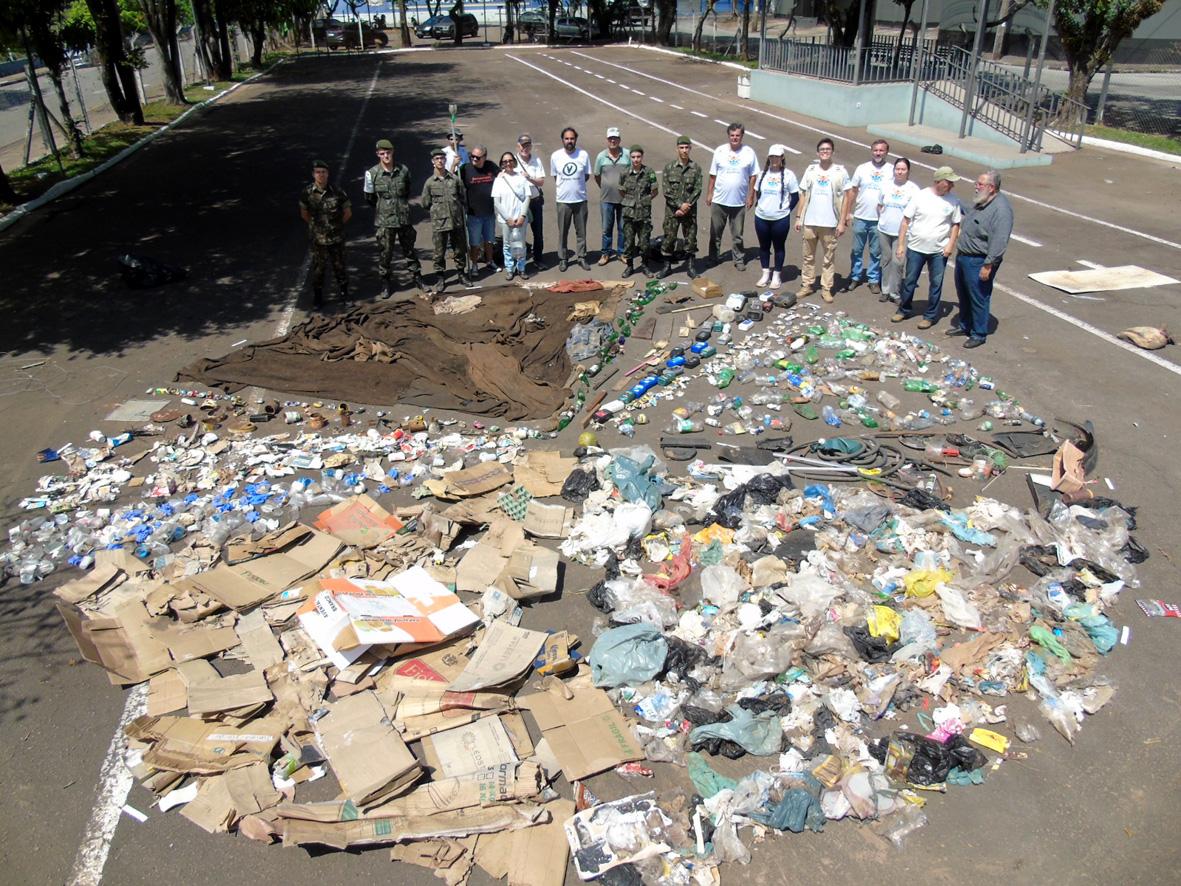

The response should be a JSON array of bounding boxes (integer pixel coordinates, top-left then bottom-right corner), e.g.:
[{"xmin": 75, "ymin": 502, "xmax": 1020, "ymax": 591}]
[
  {"xmin": 709, "ymin": 487, "xmax": 748, "ymax": 529},
  {"xmin": 897, "ymin": 488, "xmax": 951, "ymax": 512},
  {"xmin": 738, "ymin": 691, "xmax": 791, "ymax": 715},
  {"xmin": 843, "ymin": 625, "xmax": 899, "ymax": 663},
  {"xmin": 586, "ymin": 580, "xmax": 616, "ymax": 613},
  {"xmin": 885, "ymin": 732, "xmax": 986, "ymax": 786},
  {"xmin": 561, "ymin": 467, "xmax": 599, "ymax": 503},
  {"xmin": 1122, "ymin": 535, "xmax": 1150, "ymax": 564},
  {"xmin": 118, "ymin": 253, "xmax": 187, "ymax": 289},
  {"xmin": 691, "ymin": 735, "xmax": 748, "ymax": 759},
  {"xmin": 746, "ymin": 472, "xmax": 793, "ymax": 505},
  {"xmin": 661, "ymin": 637, "xmax": 708, "ymax": 683},
  {"xmin": 681, "ymin": 704, "xmax": 727, "ymax": 727},
  {"xmin": 599, "ymin": 864, "xmax": 643, "ymax": 886},
  {"xmin": 708, "ymin": 474, "xmax": 793, "ymax": 529}
]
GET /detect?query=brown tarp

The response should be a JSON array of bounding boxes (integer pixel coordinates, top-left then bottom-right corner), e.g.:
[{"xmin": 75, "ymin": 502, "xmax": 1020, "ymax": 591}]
[{"xmin": 178, "ymin": 287, "xmax": 607, "ymax": 420}]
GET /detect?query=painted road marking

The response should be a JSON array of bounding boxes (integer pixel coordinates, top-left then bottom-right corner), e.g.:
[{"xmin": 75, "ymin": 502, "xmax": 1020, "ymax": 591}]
[
  {"xmin": 1076, "ymin": 259, "xmax": 1104, "ymax": 268},
  {"xmin": 633, "ymin": 89, "xmax": 646, "ymax": 96},
  {"xmin": 67, "ymin": 684, "xmax": 148, "ymax": 886},
  {"xmin": 747, "ymin": 130, "xmax": 766, "ymax": 140},
  {"xmin": 713, "ymin": 118, "xmax": 729, "ymax": 126},
  {"xmin": 1010, "ymin": 233, "xmax": 1042, "ymax": 247},
  {"xmin": 670, "ymin": 103, "xmax": 683, "ymax": 109},
  {"xmin": 507, "ymin": 54, "xmax": 711, "ymax": 151},
  {"xmin": 650, "ymin": 95, "xmax": 664, "ymax": 102},
  {"xmin": 995, "ymin": 281, "xmax": 1181, "ymax": 379},
  {"xmin": 572, "ymin": 50, "xmax": 1181, "ymax": 251},
  {"xmin": 691, "ymin": 110, "xmax": 707, "ymax": 118}
]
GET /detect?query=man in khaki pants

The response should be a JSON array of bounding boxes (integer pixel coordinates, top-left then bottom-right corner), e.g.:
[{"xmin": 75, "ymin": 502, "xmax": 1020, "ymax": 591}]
[{"xmin": 794, "ymin": 138, "xmax": 849, "ymax": 302}]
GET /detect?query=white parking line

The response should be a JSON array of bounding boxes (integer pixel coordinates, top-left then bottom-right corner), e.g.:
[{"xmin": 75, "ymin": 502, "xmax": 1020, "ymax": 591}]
[
  {"xmin": 507, "ymin": 54, "xmax": 711, "ymax": 151},
  {"xmin": 572, "ymin": 49, "xmax": 1181, "ymax": 251},
  {"xmin": 1075, "ymin": 259, "xmax": 1104, "ymax": 268},
  {"xmin": 633, "ymin": 89, "xmax": 646, "ymax": 96},
  {"xmin": 1010, "ymin": 233, "xmax": 1042, "ymax": 248},
  {"xmin": 606, "ymin": 78, "xmax": 616, "ymax": 83},
  {"xmin": 594, "ymin": 73, "xmax": 605, "ymax": 79},
  {"xmin": 67, "ymin": 685, "xmax": 148, "ymax": 886},
  {"xmin": 747, "ymin": 131, "xmax": 766, "ymax": 140},
  {"xmin": 691, "ymin": 110, "xmax": 707, "ymax": 118},
  {"xmin": 670, "ymin": 103, "xmax": 683, "ymax": 109},
  {"xmin": 713, "ymin": 118, "xmax": 729, "ymax": 126},
  {"xmin": 650, "ymin": 95, "xmax": 663, "ymax": 102},
  {"xmin": 996, "ymin": 281, "xmax": 1181, "ymax": 378}
]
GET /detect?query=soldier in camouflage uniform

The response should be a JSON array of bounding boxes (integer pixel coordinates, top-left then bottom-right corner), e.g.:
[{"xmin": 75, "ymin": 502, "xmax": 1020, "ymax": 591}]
[
  {"xmin": 420, "ymin": 147, "xmax": 470, "ymax": 295},
  {"xmin": 364, "ymin": 138, "xmax": 423, "ymax": 297},
  {"xmin": 298, "ymin": 159, "xmax": 351, "ymax": 308},
  {"xmin": 659, "ymin": 135, "xmax": 703, "ymax": 279},
  {"xmin": 619, "ymin": 145, "xmax": 659, "ymax": 279}
]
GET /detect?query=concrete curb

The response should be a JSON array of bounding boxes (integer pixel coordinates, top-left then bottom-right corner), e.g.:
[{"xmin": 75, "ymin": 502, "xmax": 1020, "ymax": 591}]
[
  {"xmin": 0, "ymin": 62, "xmax": 281, "ymax": 235},
  {"xmin": 626, "ymin": 41, "xmax": 754, "ymax": 73},
  {"xmin": 1080, "ymin": 134, "xmax": 1181, "ymax": 165}
]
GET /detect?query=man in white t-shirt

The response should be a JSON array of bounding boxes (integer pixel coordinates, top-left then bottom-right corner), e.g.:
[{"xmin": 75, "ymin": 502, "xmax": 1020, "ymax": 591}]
[
  {"xmin": 841, "ymin": 138, "xmax": 890, "ymax": 295},
  {"xmin": 892, "ymin": 166, "xmax": 963, "ymax": 330},
  {"xmin": 550, "ymin": 126, "xmax": 592, "ymax": 272},
  {"xmin": 516, "ymin": 133, "xmax": 546, "ymax": 269},
  {"xmin": 706, "ymin": 122, "xmax": 760, "ymax": 271},
  {"xmin": 794, "ymin": 137, "xmax": 849, "ymax": 302}
]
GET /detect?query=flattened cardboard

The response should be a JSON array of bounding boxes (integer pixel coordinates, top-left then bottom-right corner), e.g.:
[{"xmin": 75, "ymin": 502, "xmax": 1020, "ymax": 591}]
[
  {"xmin": 225, "ymin": 523, "xmax": 311, "ymax": 565},
  {"xmin": 129, "ymin": 715, "xmax": 282, "ymax": 773},
  {"xmin": 520, "ymin": 672, "xmax": 643, "ymax": 781},
  {"xmin": 63, "ymin": 599, "xmax": 173, "ymax": 685},
  {"xmin": 180, "ymin": 776, "xmax": 237, "ymax": 833},
  {"xmin": 282, "ymin": 804, "xmax": 547, "ymax": 849},
  {"xmin": 509, "ymin": 799, "xmax": 575, "ymax": 886},
  {"xmin": 423, "ymin": 716, "xmax": 518, "ymax": 779},
  {"xmin": 158, "ymin": 622, "xmax": 241, "ymax": 664},
  {"xmin": 147, "ymin": 670, "xmax": 188, "ymax": 716},
  {"xmin": 314, "ymin": 495, "xmax": 405, "ymax": 548},
  {"xmin": 522, "ymin": 501, "xmax": 576, "ymax": 539},
  {"xmin": 178, "ymin": 525, "xmax": 341, "ymax": 610},
  {"xmin": 235, "ymin": 609, "xmax": 285, "ymax": 670},
  {"xmin": 314, "ymin": 691, "xmax": 421, "ymax": 807},
  {"xmin": 455, "ymin": 520, "xmax": 525, "ymax": 593},
  {"xmin": 443, "ymin": 462, "xmax": 514, "ymax": 498},
  {"xmin": 448, "ymin": 622, "xmax": 548, "ymax": 693},
  {"xmin": 185, "ymin": 668, "xmax": 273, "ymax": 716},
  {"xmin": 54, "ymin": 562, "xmax": 125, "ymax": 604},
  {"xmin": 513, "ymin": 451, "xmax": 577, "ymax": 498}
]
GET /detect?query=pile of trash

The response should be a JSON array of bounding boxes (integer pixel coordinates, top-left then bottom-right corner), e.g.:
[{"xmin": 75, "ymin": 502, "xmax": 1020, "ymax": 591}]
[{"xmin": 3, "ymin": 279, "xmax": 1150, "ymax": 883}]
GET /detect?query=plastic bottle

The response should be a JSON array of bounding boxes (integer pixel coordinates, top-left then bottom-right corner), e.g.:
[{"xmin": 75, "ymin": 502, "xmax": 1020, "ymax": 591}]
[
  {"xmin": 876, "ymin": 390, "xmax": 901, "ymax": 410},
  {"xmin": 903, "ymin": 378, "xmax": 938, "ymax": 393},
  {"xmin": 821, "ymin": 405, "xmax": 842, "ymax": 427},
  {"xmin": 716, "ymin": 368, "xmax": 735, "ymax": 388},
  {"xmin": 668, "ymin": 418, "xmax": 704, "ymax": 434}
]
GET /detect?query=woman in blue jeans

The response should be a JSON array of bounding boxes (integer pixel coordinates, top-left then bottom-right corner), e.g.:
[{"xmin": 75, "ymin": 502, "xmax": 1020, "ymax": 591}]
[{"xmin": 753, "ymin": 145, "xmax": 800, "ymax": 289}]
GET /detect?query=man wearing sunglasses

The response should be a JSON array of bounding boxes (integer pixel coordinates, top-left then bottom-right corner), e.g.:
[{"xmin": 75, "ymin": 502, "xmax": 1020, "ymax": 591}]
[{"xmin": 460, "ymin": 145, "xmax": 500, "ymax": 281}]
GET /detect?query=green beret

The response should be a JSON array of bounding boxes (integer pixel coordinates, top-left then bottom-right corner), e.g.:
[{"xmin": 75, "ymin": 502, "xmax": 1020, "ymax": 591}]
[
  {"xmin": 676, "ymin": 135, "xmax": 691, "ymax": 146},
  {"xmin": 375, "ymin": 138, "xmax": 393, "ymax": 150},
  {"xmin": 629, "ymin": 144, "xmax": 644, "ymax": 155}
]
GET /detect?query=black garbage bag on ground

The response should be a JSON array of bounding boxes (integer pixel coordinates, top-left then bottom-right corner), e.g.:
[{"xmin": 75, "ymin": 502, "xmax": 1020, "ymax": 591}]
[
  {"xmin": 843, "ymin": 625, "xmax": 899, "ymax": 663},
  {"xmin": 119, "ymin": 253, "xmax": 187, "ymax": 289},
  {"xmin": 561, "ymin": 467, "xmax": 599, "ymax": 503},
  {"xmin": 897, "ymin": 488, "xmax": 951, "ymax": 512},
  {"xmin": 873, "ymin": 732, "xmax": 987, "ymax": 785},
  {"xmin": 708, "ymin": 473, "xmax": 794, "ymax": 528},
  {"xmin": 738, "ymin": 691, "xmax": 791, "ymax": 716}
]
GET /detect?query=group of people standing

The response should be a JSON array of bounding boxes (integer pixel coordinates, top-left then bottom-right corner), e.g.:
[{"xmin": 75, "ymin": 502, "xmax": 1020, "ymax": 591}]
[{"xmin": 299, "ymin": 125, "xmax": 1013, "ymax": 347}]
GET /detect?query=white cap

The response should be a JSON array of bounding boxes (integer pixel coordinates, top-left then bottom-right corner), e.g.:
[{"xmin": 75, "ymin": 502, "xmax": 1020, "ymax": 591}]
[
  {"xmin": 767, "ymin": 143, "xmax": 787, "ymax": 157},
  {"xmin": 606, "ymin": 127, "xmax": 621, "ymax": 138}
]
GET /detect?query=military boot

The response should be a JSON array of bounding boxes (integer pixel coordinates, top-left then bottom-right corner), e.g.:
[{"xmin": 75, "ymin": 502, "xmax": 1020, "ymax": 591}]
[
  {"xmin": 686, "ymin": 259, "xmax": 701, "ymax": 279},
  {"xmin": 621, "ymin": 259, "xmax": 635, "ymax": 278}
]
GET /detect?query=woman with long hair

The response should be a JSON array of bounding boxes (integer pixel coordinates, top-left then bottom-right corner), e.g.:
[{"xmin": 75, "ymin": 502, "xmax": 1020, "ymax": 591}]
[
  {"xmin": 492, "ymin": 151, "xmax": 532, "ymax": 280},
  {"xmin": 752, "ymin": 144, "xmax": 800, "ymax": 289},
  {"xmin": 875, "ymin": 157, "xmax": 920, "ymax": 303}
]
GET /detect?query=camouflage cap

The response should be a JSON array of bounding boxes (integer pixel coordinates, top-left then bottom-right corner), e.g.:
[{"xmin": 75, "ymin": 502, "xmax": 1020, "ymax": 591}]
[
  {"xmin": 375, "ymin": 138, "xmax": 393, "ymax": 150},
  {"xmin": 629, "ymin": 144, "xmax": 644, "ymax": 155},
  {"xmin": 312, "ymin": 159, "xmax": 329, "ymax": 169},
  {"xmin": 675, "ymin": 135, "xmax": 691, "ymax": 146}
]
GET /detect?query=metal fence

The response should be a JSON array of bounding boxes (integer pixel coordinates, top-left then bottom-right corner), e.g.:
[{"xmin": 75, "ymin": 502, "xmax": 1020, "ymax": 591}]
[{"xmin": 759, "ymin": 35, "xmax": 949, "ymax": 84}]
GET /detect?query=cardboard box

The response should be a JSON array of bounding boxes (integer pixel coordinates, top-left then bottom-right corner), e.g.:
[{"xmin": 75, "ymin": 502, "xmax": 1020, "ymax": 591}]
[
  {"xmin": 691, "ymin": 276, "xmax": 722, "ymax": 298},
  {"xmin": 313, "ymin": 495, "xmax": 405, "ymax": 548}
]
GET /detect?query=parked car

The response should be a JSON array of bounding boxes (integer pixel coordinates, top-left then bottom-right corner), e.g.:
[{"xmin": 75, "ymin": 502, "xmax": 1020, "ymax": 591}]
[
  {"xmin": 413, "ymin": 13, "xmax": 480, "ymax": 40},
  {"xmin": 312, "ymin": 18, "xmax": 389, "ymax": 49},
  {"xmin": 553, "ymin": 16, "xmax": 601, "ymax": 41}
]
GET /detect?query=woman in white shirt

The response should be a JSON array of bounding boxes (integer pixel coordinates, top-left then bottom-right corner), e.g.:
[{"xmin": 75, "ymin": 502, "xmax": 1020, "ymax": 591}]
[
  {"xmin": 752, "ymin": 144, "xmax": 800, "ymax": 289},
  {"xmin": 492, "ymin": 152, "xmax": 531, "ymax": 281},
  {"xmin": 875, "ymin": 157, "xmax": 920, "ymax": 303}
]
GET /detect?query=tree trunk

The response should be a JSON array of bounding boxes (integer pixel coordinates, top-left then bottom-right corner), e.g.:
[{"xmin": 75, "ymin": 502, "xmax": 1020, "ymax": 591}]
[
  {"xmin": 398, "ymin": 0, "xmax": 412, "ymax": 46},
  {"xmin": 139, "ymin": 0, "xmax": 188, "ymax": 104},
  {"xmin": 47, "ymin": 65, "xmax": 87, "ymax": 158},
  {"xmin": 692, "ymin": 0, "xmax": 717, "ymax": 52},
  {"xmin": 0, "ymin": 162, "xmax": 16, "ymax": 204},
  {"xmin": 192, "ymin": 0, "xmax": 220, "ymax": 79},
  {"xmin": 212, "ymin": 0, "xmax": 234, "ymax": 79},
  {"xmin": 892, "ymin": 0, "xmax": 914, "ymax": 70},
  {"xmin": 85, "ymin": 0, "xmax": 145, "ymax": 124},
  {"xmin": 740, "ymin": 0, "xmax": 751, "ymax": 60},
  {"xmin": 655, "ymin": 0, "xmax": 676, "ymax": 45},
  {"xmin": 250, "ymin": 27, "xmax": 265, "ymax": 67}
]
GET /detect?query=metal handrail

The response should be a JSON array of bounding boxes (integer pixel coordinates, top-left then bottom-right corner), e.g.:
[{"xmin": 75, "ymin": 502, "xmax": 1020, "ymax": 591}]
[{"xmin": 759, "ymin": 35, "xmax": 950, "ymax": 85}]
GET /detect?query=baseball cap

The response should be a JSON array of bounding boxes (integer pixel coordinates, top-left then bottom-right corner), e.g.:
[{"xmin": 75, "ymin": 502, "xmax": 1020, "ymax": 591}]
[
  {"xmin": 448, "ymin": 130, "xmax": 463, "ymax": 140},
  {"xmin": 606, "ymin": 127, "xmax": 621, "ymax": 138},
  {"xmin": 375, "ymin": 138, "xmax": 393, "ymax": 150},
  {"xmin": 676, "ymin": 135, "xmax": 691, "ymax": 146},
  {"xmin": 933, "ymin": 166, "xmax": 961, "ymax": 182},
  {"xmin": 312, "ymin": 159, "xmax": 329, "ymax": 169},
  {"xmin": 767, "ymin": 144, "xmax": 786, "ymax": 157},
  {"xmin": 517, "ymin": 132, "xmax": 532, "ymax": 144},
  {"xmin": 629, "ymin": 144, "xmax": 644, "ymax": 155},
  {"xmin": 430, "ymin": 147, "xmax": 447, "ymax": 158}
]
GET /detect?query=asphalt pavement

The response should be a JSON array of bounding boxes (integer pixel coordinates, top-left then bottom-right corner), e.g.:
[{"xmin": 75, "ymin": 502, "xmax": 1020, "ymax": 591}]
[{"xmin": 1, "ymin": 46, "xmax": 1180, "ymax": 886}]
